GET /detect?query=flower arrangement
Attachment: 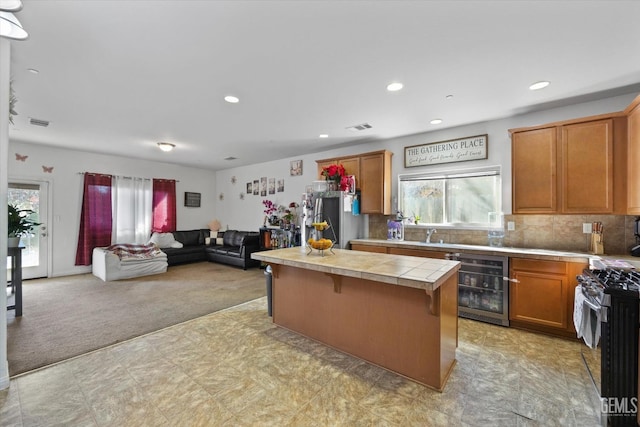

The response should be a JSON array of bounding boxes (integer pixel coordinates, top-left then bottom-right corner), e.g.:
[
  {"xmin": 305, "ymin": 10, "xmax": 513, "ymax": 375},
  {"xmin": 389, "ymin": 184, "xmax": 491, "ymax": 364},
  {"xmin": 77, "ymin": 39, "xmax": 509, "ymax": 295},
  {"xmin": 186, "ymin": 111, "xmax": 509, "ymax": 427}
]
[
  {"xmin": 283, "ymin": 202, "xmax": 299, "ymax": 223},
  {"xmin": 321, "ymin": 164, "xmax": 350, "ymax": 191},
  {"xmin": 262, "ymin": 199, "xmax": 278, "ymax": 216}
]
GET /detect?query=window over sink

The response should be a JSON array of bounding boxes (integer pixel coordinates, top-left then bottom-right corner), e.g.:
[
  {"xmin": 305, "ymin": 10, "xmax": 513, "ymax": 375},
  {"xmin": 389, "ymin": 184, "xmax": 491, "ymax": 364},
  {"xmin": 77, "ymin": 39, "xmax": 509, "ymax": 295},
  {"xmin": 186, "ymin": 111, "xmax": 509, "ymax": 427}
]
[{"xmin": 398, "ymin": 166, "xmax": 501, "ymax": 228}]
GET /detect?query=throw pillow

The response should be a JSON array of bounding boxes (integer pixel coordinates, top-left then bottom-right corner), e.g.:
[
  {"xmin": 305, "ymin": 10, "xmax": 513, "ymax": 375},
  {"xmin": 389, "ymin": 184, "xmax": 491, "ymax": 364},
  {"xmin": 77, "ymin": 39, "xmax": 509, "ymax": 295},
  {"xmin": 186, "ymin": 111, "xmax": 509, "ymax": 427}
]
[
  {"xmin": 148, "ymin": 232, "xmax": 178, "ymax": 249},
  {"xmin": 170, "ymin": 241, "xmax": 183, "ymax": 248}
]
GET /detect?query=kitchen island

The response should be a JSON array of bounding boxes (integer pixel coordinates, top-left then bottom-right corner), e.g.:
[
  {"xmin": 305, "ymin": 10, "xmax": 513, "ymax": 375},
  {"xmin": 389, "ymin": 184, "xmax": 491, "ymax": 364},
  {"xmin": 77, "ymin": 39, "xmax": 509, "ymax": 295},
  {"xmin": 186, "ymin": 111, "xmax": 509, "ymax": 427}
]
[{"xmin": 251, "ymin": 247, "xmax": 460, "ymax": 391}]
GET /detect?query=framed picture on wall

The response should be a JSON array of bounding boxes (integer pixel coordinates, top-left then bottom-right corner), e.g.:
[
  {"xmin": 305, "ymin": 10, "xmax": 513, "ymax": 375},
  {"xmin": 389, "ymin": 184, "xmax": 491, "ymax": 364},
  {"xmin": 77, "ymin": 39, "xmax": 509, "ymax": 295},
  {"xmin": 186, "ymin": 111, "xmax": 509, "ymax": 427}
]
[
  {"xmin": 184, "ymin": 192, "xmax": 201, "ymax": 207},
  {"xmin": 260, "ymin": 177, "xmax": 267, "ymax": 196},
  {"xmin": 277, "ymin": 179, "xmax": 284, "ymax": 192},
  {"xmin": 253, "ymin": 180, "xmax": 259, "ymax": 195},
  {"xmin": 290, "ymin": 160, "xmax": 303, "ymax": 176},
  {"xmin": 268, "ymin": 178, "xmax": 275, "ymax": 194},
  {"xmin": 246, "ymin": 182, "xmax": 252, "ymax": 194}
]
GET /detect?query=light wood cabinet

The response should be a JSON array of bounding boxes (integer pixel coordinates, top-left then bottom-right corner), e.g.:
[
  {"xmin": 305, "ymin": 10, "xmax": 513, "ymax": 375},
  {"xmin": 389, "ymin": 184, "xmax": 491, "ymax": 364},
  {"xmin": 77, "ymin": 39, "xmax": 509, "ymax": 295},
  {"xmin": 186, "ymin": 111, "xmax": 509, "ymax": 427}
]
[
  {"xmin": 510, "ymin": 114, "xmax": 627, "ymax": 214},
  {"xmin": 626, "ymin": 95, "xmax": 640, "ymax": 214},
  {"xmin": 509, "ymin": 258, "xmax": 587, "ymax": 338},
  {"xmin": 316, "ymin": 150, "xmax": 393, "ymax": 215},
  {"xmin": 561, "ymin": 119, "xmax": 614, "ymax": 213},
  {"xmin": 512, "ymin": 127, "xmax": 557, "ymax": 213},
  {"xmin": 360, "ymin": 151, "xmax": 393, "ymax": 215}
]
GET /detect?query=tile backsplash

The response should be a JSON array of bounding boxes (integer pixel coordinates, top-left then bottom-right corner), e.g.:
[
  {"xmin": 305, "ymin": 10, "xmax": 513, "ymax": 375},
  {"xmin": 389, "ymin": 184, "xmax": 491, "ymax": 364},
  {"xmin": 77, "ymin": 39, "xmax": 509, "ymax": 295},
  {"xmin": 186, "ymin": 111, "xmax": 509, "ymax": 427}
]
[{"xmin": 368, "ymin": 214, "xmax": 639, "ymax": 256}]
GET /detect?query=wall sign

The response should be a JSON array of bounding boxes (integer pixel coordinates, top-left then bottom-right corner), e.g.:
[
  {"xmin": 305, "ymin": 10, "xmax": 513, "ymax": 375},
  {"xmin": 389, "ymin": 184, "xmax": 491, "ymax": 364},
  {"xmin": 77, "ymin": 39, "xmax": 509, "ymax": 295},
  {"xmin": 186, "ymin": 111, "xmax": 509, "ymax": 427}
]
[{"xmin": 404, "ymin": 134, "xmax": 488, "ymax": 168}]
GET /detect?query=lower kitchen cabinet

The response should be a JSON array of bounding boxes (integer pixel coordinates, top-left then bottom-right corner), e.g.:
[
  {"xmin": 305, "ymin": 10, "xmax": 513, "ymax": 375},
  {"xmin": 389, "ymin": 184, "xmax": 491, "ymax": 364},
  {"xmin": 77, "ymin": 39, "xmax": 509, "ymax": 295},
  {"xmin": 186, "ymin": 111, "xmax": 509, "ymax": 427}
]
[{"xmin": 509, "ymin": 258, "xmax": 587, "ymax": 338}]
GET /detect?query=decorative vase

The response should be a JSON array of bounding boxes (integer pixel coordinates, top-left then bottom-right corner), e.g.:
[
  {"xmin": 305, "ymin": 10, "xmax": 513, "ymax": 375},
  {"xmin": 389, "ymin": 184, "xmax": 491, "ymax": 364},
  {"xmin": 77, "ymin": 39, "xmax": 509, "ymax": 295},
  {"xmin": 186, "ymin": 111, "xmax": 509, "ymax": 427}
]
[{"xmin": 8, "ymin": 237, "xmax": 20, "ymax": 247}]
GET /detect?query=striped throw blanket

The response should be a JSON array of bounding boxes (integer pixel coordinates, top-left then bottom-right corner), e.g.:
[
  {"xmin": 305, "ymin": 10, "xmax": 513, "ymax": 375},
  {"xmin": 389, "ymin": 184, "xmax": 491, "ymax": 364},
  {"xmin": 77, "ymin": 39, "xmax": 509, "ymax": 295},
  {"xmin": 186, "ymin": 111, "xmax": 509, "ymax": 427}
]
[{"xmin": 106, "ymin": 243, "xmax": 163, "ymax": 260}]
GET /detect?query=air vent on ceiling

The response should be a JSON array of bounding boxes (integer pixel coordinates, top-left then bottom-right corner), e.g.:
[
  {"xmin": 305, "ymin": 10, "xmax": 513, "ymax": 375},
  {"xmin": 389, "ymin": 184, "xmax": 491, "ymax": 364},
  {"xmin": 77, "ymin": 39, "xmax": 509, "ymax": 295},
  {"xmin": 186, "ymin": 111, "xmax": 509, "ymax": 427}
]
[
  {"xmin": 224, "ymin": 156, "xmax": 237, "ymax": 161},
  {"xmin": 346, "ymin": 123, "xmax": 372, "ymax": 132},
  {"xmin": 29, "ymin": 118, "xmax": 50, "ymax": 127}
]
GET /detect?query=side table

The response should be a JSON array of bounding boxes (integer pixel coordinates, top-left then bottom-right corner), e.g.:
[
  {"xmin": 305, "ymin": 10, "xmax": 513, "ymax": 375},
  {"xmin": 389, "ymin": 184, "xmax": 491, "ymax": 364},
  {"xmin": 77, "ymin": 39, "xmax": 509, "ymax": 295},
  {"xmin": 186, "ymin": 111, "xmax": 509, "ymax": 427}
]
[{"xmin": 7, "ymin": 246, "xmax": 23, "ymax": 317}]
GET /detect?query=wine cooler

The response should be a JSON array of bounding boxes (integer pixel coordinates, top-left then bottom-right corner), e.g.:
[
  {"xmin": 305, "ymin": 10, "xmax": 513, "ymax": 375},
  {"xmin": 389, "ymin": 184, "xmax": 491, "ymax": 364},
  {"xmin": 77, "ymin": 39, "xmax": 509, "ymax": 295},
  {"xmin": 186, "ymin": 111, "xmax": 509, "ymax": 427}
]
[{"xmin": 453, "ymin": 253, "xmax": 509, "ymax": 326}]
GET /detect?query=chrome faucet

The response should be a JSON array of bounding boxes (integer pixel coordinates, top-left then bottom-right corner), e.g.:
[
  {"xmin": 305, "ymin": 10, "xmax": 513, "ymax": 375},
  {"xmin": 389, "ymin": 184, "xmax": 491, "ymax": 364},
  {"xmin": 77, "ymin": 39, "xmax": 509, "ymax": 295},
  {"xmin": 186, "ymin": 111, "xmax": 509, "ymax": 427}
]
[{"xmin": 426, "ymin": 228, "xmax": 437, "ymax": 243}]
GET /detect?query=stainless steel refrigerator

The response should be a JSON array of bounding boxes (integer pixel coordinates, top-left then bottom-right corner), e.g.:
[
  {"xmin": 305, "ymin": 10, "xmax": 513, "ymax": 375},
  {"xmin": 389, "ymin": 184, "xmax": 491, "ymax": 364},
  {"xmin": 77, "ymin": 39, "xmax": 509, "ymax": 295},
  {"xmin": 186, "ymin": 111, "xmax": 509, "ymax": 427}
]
[{"xmin": 303, "ymin": 191, "xmax": 363, "ymax": 249}]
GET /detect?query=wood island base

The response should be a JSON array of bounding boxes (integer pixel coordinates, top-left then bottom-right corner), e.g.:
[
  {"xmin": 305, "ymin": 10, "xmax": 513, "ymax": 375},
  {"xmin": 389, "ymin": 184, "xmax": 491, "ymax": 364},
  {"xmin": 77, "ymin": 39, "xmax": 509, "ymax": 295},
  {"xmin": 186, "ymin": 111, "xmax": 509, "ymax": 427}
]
[{"xmin": 270, "ymin": 264, "xmax": 458, "ymax": 391}]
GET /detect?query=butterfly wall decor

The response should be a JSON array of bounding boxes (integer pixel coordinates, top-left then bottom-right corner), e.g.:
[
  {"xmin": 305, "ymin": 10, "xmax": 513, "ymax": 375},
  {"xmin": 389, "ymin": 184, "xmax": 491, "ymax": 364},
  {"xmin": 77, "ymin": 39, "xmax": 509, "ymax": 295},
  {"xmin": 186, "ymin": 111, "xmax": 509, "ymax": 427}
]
[
  {"xmin": 15, "ymin": 153, "xmax": 28, "ymax": 162},
  {"xmin": 42, "ymin": 166, "xmax": 54, "ymax": 173}
]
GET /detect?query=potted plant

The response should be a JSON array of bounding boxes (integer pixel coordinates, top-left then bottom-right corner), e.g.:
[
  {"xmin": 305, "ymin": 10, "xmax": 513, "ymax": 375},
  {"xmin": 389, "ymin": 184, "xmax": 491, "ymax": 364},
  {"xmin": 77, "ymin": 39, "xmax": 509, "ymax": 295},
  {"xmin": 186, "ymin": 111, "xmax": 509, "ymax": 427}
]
[{"xmin": 8, "ymin": 203, "xmax": 41, "ymax": 247}]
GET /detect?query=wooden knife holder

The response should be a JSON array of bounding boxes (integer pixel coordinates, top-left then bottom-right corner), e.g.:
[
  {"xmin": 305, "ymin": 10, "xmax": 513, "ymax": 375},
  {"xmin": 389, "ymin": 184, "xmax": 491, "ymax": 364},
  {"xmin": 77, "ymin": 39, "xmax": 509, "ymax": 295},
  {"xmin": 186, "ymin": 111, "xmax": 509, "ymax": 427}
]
[{"xmin": 590, "ymin": 232, "xmax": 604, "ymax": 255}]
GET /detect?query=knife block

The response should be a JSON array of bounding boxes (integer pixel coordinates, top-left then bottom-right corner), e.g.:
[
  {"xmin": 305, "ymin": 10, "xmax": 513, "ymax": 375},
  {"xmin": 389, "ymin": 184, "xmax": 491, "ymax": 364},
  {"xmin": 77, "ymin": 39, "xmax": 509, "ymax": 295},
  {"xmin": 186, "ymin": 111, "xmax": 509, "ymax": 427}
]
[{"xmin": 590, "ymin": 233, "xmax": 604, "ymax": 255}]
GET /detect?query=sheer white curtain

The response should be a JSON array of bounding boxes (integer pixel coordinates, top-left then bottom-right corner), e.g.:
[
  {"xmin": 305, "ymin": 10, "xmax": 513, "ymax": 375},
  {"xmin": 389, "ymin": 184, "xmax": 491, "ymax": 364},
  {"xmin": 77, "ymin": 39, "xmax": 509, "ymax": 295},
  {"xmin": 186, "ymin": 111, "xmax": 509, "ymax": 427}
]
[{"xmin": 112, "ymin": 176, "xmax": 152, "ymax": 244}]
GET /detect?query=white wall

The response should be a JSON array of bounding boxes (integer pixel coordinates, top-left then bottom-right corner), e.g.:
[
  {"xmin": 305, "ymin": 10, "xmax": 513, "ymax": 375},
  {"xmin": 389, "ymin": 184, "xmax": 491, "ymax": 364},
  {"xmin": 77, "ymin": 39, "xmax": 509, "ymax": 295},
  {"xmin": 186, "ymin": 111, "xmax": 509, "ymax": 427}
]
[
  {"xmin": 214, "ymin": 92, "xmax": 637, "ymax": 227},
  {"xmin": 8, "ymin": 142, "xmax": 217, "ymax": 277}
]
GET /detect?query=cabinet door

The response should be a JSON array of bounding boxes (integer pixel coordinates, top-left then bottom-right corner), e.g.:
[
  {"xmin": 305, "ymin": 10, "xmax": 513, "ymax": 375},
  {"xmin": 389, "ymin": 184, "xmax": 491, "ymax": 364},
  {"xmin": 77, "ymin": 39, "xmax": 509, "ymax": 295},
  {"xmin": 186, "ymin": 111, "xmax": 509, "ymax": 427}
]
[
  {"xmin": 512, "ymin": 127, "xmax": 558, "ymax": 213},
  {"xmin": 341, "ymin": 157, "xmax": 360, "ymax": 187},
  {"xmin": 509, "ymin": 261, "xmax": 568, "ymax": 330},
  {"xmin": 561, "ymin": 119, "xmax": 614, "ymax": 213},
  {"xmin": 360, "ymin": 151, "xmax": 392, "ymax": 215},
  {"xmin": 628, "ymin": 102, "xmax": 640, "ymax": 214}
]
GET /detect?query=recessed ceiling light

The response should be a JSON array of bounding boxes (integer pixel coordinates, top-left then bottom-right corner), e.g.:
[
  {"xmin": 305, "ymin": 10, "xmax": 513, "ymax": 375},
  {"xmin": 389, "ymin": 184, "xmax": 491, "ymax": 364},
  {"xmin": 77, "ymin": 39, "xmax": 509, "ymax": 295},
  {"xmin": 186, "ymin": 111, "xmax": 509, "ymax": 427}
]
[
  {"xmin": 27, "ymin": 68, "xmax": 39, "ymax": 74},
  {"xmin": 319, "ymin": 134, "xmax": 329, "ymax": 138},
  {"xmin": 445, "ymin": 94, "xmax": 453, "ymax": 100},
  {"xmin": 157, "ymin": 142, "xmax": 175, "ymax": 152},
  {"xmin": 224, "ymin": 95, "xmax": 239, "ymax": 103},
  {"xmin": 386, "ymin": 82, "xmax": 403, "ymax": 92},
  {"xmin": 529, "ymin": 81, "xmax": 550, "ymax": 91},
  {"xmin": 430, "ymin": 119, "xmax": 443, "ymax": 125}
]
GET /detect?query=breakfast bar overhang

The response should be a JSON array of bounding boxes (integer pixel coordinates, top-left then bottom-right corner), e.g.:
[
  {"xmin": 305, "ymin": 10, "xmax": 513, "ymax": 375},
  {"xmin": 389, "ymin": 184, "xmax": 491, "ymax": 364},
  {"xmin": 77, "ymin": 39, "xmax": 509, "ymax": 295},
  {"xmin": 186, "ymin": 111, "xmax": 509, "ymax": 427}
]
[{"xmin": 252, "ymin": 247, "xmax": 461, "ymax": 391}]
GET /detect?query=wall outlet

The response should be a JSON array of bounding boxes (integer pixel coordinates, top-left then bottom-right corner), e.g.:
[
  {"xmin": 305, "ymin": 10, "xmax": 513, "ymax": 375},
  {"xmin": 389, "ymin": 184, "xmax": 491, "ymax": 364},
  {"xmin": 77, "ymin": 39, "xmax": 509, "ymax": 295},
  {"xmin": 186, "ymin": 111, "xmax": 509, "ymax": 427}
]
[
  {"xmin": 583, "ymin": 223, "xmax": 592, "ymax": 234},
  {"xmin": 507, "ymin": 221, "xmax": 515, "ymax": 231}
]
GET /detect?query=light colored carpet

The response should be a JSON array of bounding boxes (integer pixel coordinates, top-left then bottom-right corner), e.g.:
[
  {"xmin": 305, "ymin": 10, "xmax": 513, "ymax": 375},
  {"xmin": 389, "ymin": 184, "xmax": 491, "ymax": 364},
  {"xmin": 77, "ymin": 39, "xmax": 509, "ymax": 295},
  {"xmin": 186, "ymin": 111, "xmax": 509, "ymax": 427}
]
[{"xmin": 6, "ymin": 262, "xmax": 267, "ymax": 376}]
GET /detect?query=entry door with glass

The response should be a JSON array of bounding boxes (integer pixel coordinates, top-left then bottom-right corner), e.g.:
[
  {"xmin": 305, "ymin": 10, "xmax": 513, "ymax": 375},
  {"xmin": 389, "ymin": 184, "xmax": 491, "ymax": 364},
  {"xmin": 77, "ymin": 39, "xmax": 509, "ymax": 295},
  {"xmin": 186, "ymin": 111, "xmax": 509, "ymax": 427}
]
[{"xmin": 8, "ymin": 181, "xmax": 49, "ymax": 279}]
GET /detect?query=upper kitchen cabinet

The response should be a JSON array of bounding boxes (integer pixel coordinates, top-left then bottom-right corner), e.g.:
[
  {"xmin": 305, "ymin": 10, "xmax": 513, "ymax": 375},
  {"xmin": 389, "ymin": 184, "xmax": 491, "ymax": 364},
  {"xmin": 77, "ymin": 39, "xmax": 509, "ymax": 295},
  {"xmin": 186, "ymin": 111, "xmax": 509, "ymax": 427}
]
[
  {"xmin": 510, "ymin": 114, "xmax": 627, "ymax": 214},
  {"xmin": 316, "ymin": 150, "xmax": 393, "ymax": 215},
  {"xmin": 512, "ymin": 127, "xmax": 558, "ymax": 213},
  {"xmin": 316, "ymin": 157, "xmax": 360, "ymax": 184},
  {"xmin": 359, "ymin": 151, "xmax": 393, "ymax": 215},
  {"xmin": 626, "ymin": 94, "xmax": 640, "ymax": 214}
]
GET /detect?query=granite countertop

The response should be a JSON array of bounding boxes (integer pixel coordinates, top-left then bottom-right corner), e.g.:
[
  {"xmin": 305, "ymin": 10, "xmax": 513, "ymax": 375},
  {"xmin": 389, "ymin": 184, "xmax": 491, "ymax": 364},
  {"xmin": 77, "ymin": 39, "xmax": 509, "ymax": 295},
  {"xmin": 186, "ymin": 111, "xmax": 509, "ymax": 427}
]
[
  {"xmin": 350, "ymin": 239, "xmax": 640, "ymax": 267},
  {"xmin": 251, "ymin": 247, "xmax": 460, "ymax": 291}
]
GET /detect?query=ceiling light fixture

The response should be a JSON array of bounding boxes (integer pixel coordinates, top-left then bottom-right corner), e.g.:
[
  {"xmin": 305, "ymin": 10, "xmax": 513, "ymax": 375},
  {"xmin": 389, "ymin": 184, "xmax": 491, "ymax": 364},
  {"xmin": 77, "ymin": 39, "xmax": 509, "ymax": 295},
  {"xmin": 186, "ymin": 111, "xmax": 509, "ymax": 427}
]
[
  {"xmin": 386, "ymin": 82, "xmax": 403, "ymax": 92},
  {"xmin": 319, "ymin": 134, "xmax": 329, "ymax": 138},
  {"xmin": 224, "ymin": 95, "xmax": 239, "ymax": 103},
  {"xmin": 529, "ymin": 81, "xmax": 550, "ymax": 91},
  {"xmin": 430, "ymin": 118, "xmax": 443, "ymax": 125},
  {"xmin": 157, "ymin": 142, "xmax": 175, "ymax": 152},
  {"xmin": 445, "ymin": 94, "xmax": 454, "ymax": 100},
  {"xmin": 0, "ymin": 10, "xmax": 28, "ymax": 40},
  {"xmin": 27, "ymin": 68, "xmax": 39, "ymax": 74},
  {"xmin": 0, "ymin": 0, "xmax": 22, "ymax": 12}
]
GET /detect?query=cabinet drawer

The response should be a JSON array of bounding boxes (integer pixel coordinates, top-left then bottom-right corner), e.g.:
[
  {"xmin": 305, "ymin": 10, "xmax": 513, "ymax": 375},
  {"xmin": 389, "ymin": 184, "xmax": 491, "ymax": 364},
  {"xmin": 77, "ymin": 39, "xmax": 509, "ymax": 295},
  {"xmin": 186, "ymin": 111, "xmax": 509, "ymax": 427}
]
[
  {"xmin": 388, "ymin": 248, "xmax": 446, "ymax": 259},
  {"xmin": 351, "ymin": 244, "xmax": 387, "ymax": 253},
  {"xmin": 511, "ymin": 258, "xmax": 566, "ymax": 275}
]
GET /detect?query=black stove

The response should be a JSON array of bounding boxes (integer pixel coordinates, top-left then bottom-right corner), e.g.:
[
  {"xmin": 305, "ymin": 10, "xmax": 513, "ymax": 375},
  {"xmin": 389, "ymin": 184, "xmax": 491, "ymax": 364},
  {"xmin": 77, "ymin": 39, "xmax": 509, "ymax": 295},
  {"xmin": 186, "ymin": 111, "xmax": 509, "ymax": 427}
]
[{"xmin": 577, "ymin": 267, "xmax": 639, "ymax": 426}]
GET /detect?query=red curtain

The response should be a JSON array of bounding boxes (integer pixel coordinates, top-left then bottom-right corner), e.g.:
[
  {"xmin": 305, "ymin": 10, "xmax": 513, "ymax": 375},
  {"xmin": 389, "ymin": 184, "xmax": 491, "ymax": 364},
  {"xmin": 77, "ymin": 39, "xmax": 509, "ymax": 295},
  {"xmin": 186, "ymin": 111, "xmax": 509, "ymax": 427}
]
[
  {"xmin": 152, "ymin": 179, "xmax": 176, "ymax": 232},
  {"xmin": 75, "ymin": 173, "xmax": 113, "ymax": 265}
]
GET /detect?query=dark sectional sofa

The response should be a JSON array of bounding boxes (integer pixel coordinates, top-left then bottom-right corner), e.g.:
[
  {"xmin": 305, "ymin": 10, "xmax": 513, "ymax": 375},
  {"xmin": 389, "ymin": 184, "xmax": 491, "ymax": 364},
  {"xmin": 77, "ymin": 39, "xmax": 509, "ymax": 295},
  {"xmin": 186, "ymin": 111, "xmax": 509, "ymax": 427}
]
[
  {"xmin": 205, "ymin": 230, "xmax": 261, "ymax": 270},
  {"xmin": 161, "ymin": 229, "xmax": 260, "ymax": 269},
  {"xmin": 162, "ymin": 229, "xmax": 210, "ymax": 266}
]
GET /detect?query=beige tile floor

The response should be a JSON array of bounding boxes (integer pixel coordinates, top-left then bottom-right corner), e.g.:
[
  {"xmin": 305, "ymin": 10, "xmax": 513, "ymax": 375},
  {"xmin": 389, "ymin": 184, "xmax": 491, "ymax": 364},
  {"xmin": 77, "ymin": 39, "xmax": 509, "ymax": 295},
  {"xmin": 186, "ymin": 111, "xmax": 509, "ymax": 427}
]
[{"xmin": 1, "ymin": 297, "xmax": 601, "ymax": 426}]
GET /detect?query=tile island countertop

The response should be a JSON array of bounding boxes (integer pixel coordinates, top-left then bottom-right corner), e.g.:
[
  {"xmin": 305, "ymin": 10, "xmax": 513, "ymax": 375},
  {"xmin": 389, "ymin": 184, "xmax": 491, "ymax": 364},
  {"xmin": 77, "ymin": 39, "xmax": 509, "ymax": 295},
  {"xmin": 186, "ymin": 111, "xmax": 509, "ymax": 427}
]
[{"xmin": 251, "ymin": 246, "xmax": 460, "ymax": 291}]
